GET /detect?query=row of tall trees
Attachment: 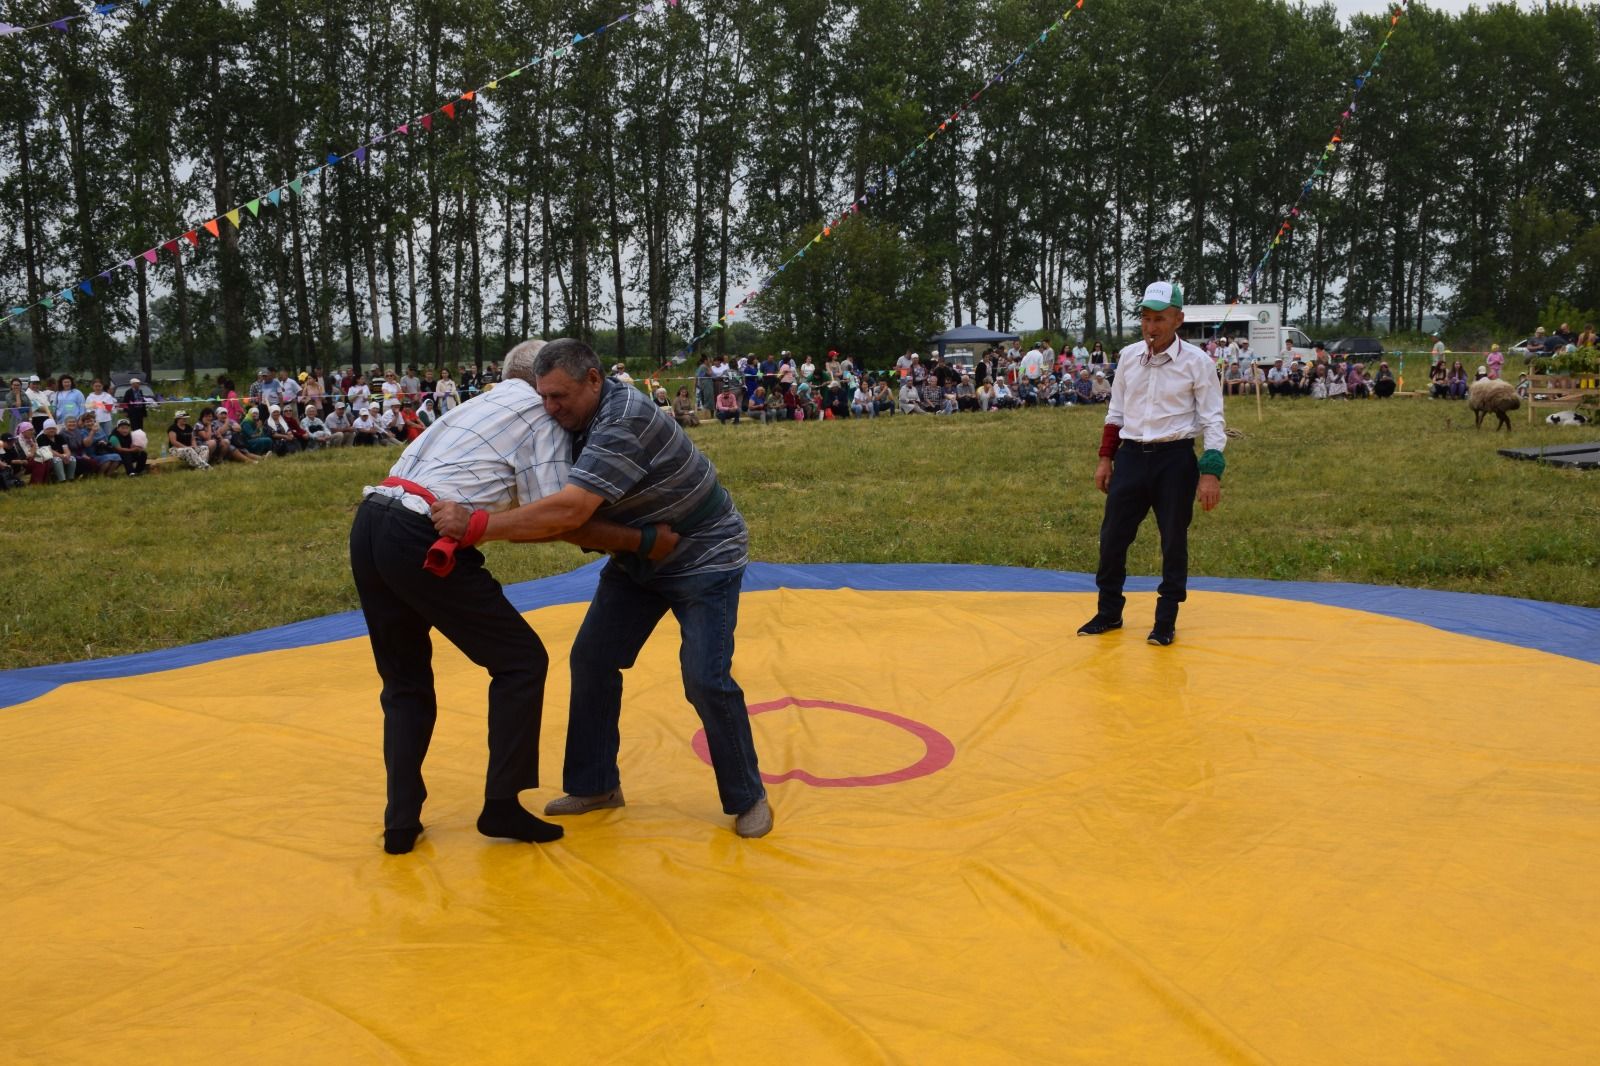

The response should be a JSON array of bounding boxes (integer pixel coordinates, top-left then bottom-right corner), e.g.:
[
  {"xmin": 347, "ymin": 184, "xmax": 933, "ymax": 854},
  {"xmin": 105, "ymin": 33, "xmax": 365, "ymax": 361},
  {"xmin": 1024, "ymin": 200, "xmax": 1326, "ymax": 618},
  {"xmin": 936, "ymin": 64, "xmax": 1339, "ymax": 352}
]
[{"xmin": 2, "ymin": 0, "xmax": 1598, "ymax": 381}]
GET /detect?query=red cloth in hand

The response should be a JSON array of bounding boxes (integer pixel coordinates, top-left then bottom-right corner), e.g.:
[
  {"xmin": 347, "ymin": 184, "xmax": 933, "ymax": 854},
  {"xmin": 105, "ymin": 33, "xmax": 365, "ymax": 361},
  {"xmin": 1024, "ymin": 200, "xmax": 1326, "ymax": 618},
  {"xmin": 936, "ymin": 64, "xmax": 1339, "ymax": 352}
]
[{"xmin": 378, "ymin": 477, "xmax": 486, "ymax": 578}]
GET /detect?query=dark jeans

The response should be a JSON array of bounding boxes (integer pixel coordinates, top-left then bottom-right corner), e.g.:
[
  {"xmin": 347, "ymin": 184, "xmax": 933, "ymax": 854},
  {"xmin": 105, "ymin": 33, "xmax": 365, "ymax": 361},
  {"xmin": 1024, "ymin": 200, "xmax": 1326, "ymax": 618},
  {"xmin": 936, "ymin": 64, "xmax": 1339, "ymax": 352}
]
[
  {"xmin": 1095, "ymin": 440, "xmax": 1200, "ymax": 630},
  {"xmin": 564, "ymin": 559, "xmax": 765, "ymax": 815},
  {"xmin": 350, "ymin": 494, "xmax": 549, "ymax": 831}
]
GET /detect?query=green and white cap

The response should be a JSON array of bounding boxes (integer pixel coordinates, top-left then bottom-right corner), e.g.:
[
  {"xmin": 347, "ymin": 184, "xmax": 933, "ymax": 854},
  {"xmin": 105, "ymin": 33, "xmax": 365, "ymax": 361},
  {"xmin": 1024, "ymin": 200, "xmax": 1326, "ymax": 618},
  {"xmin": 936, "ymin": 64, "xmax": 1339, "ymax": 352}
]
[{"xmin": 1138, "ymin": 281, "xmax": 1184, "ymax": 311}]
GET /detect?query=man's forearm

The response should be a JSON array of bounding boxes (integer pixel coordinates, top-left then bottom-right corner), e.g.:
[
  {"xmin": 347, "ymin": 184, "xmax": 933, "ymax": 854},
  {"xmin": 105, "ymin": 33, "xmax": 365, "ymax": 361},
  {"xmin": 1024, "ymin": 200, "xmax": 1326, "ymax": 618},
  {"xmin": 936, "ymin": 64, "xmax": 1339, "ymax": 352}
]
[
  {"xmin": 480, "ymin": 488, "xmax": 599, "ymax": 544},
  {"xmin": 511, "ymin": 517, "xmax": 642, "ymax": 553}
]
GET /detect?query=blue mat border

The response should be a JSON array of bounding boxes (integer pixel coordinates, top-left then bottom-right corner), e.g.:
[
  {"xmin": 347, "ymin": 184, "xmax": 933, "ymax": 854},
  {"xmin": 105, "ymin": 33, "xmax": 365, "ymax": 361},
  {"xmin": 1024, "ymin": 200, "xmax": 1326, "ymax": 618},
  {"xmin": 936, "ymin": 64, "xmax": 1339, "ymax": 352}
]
[{"xmin": 3, "ymin": 561, "xmax": 1597, "ymax": 709}]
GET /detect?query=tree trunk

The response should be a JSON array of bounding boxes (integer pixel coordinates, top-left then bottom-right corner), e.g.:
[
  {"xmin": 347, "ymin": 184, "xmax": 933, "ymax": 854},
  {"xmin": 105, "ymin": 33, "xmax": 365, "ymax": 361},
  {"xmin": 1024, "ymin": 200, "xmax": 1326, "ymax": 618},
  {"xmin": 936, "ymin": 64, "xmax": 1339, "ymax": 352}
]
[{"xmin": 16, "ymin": 118, "xmax": 53, "ymax": 376}]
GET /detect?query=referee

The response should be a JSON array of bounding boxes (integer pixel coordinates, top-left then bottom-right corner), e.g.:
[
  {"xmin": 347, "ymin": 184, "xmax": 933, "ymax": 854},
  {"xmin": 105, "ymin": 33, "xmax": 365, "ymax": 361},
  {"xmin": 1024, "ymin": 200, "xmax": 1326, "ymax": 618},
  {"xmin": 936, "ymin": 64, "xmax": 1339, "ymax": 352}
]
[
  {"xmin": 1078, "ymin": 282, "xmax": 1226, "ymax": 646},
  {"xmin": 351, "ymin": 340, "xmax": 676, "ymax": 854}
]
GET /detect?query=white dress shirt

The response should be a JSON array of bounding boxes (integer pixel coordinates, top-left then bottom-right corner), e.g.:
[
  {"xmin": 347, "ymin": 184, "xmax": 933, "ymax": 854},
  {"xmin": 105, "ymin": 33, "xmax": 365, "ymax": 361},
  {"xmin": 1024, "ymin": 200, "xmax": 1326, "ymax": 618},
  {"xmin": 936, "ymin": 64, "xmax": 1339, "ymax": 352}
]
[
  {"xmin": 1107, "ymin": 336, "xmax": 1227, "ymax": 453},
  {"xmin": 365, "ymin": 377, "xmax": 570, "ymax": 516}
]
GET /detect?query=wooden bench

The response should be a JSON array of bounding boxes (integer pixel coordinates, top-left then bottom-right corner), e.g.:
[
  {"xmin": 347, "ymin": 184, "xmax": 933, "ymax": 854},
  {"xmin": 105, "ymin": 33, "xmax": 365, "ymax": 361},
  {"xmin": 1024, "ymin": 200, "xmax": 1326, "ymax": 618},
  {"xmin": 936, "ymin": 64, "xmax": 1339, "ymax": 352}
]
[{"xmin": 1526, "ymin": 373, "xmax": 1599, "ymax": 424}]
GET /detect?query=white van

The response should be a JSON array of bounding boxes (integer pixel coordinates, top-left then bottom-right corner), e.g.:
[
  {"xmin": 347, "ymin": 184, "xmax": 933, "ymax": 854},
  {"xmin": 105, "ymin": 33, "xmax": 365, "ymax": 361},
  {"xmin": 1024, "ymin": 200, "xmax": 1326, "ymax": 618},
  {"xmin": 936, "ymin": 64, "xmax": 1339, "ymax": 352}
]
[{"xmin": 1175, "ymin": 304, "xmax": 1315, "ymax": 363}]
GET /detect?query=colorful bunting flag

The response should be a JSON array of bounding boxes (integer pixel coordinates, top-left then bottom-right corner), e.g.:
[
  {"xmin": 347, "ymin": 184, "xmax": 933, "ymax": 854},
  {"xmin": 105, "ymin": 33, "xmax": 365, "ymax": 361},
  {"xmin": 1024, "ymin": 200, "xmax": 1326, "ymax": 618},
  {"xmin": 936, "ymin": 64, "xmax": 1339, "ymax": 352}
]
[
  {"xmin": 163, "ymin": 239, "xmax": 179, "ymax": 254},
  {"xmin": 183, "ymin": 230, "xmax": 199, "ymax": 246},
  {"xmin": 245, "ymin": 199, "xmax": 261, "ymax": 217},
  {"xmin": 203, "ymin": 219, "xmax": 219, "ymax": 238},
  {"xmin": 142, "ymin": 249, "xmax": 159, "ymax": 264},
  {"xmin": 224, "ymin": 208, "xmax": 240, "ymax": 228},
  {"xmin": 441, "ymin": 103, "xmax": 456, "ymax": 120}
]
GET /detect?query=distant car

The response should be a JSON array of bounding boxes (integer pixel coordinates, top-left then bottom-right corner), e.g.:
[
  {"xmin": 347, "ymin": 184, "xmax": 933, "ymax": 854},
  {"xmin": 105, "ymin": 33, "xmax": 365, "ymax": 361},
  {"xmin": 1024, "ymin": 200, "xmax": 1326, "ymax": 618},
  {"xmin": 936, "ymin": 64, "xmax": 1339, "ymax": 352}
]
[
  {"xmin": 1510, "ymin": 336, "xmax": 1564, "ymax": 358},
  {"xmin": 1325, "ymin": 337, "xmax": 1385, "ymax": 360}
]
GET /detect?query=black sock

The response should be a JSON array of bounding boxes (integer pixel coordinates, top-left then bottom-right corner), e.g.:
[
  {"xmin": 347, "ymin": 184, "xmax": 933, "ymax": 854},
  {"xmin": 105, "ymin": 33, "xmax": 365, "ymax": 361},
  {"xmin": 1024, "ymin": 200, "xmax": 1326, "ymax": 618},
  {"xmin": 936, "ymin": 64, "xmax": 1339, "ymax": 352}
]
[
  {"xmin": 478, "ymin": 797, "xmax": 564, "ymax": 844},
  {"xmin": 384, "ymin": 825, "xmax": 422, "ymax": 854}
]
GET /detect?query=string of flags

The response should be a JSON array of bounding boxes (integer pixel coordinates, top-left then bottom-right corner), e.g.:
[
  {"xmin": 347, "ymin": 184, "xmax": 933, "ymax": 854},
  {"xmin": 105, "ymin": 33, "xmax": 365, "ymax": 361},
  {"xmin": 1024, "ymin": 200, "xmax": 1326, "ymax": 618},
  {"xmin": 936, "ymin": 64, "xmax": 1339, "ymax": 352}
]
[
  {"xmin": 5, "ymin": 0, "xmax": 679, "ymax": 324},
  {"xmin": 666, "ymin": 0, "xmax": 1089, "ymax": 367},
  {"xmin": 1222, "ymin": 0, "xmax": 1411, "ymax": 319},
  {"xmin": 0, "ymin": 0, "xmax": 149, "ymax": 39}
]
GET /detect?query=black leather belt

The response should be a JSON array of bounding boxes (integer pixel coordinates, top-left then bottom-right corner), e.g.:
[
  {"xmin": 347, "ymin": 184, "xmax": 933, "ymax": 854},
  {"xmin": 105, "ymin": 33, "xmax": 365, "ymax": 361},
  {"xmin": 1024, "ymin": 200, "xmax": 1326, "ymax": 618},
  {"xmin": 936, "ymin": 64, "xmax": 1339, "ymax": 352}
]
[{"xmin": 1121, "ymin": 437, "xmax": 1195, "ymax": 453}]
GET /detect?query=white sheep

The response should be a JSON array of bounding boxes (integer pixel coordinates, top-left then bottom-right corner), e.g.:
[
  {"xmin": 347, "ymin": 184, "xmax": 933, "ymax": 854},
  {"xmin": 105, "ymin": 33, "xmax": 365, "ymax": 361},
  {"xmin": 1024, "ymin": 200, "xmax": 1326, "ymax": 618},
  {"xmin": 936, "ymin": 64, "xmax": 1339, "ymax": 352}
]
[{"xmin": 1468, "ymin": 374, "xmax": 1519, "ymax": 431}]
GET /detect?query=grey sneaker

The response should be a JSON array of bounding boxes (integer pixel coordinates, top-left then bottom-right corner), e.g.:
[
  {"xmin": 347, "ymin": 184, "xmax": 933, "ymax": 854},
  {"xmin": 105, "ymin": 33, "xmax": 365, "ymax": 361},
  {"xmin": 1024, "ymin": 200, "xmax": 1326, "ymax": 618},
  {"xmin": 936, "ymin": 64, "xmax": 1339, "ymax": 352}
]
[
  {"xmin": 543, "ymin": 788, "xmax": 625, "ymax": 816},
  {"xmin": 734, "ymin": 797, "xmax": 773, "ymax": 838}
]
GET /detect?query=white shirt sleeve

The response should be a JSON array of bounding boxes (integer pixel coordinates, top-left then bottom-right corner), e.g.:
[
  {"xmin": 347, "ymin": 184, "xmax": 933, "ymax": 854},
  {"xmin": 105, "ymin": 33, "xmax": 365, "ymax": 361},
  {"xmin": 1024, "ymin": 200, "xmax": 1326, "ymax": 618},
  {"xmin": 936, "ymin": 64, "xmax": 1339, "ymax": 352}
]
[
  {"xmin": 1106, "ymin": 364, "xmax": 1127, "ymax": 429},
  {"xmin": 1193, "ymin": 357, "xmax": 1227, "ymax": 453}
]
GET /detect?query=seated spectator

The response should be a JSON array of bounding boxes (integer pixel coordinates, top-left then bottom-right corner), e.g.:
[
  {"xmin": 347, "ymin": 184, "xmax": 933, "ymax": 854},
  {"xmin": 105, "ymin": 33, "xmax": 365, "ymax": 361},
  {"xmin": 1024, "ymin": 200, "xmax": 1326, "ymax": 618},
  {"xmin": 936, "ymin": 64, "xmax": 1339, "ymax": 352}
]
[
  {"xmin": 324, "ymin": 400, "xmax": 354, "ymax": 445},
  {"xmin": 956, "ymin": 376, "xmax": 977, "ymax": 412},
  {"xmin": 824, "ymin": 380, "xmax": 850, "ymax": 419},
  {"xmin": 715, "ymin": 386, "xmax": 742, "ymax": 425},
  {"xmin": 264, "ymin": 404, "xmax": 303, "ymax": 455},
  {"xmin": 1515, "ymin": 372, "xmax": 1531, "ymax": 399},
  {"xmin": 105, "ymin": 417, "xmax": 148, "ymax": 476},
  {"xmin": 898, "ymin": 379, "xmax": 928, "ymax": 415},
  {"xmin": 237, "ymin": 409, "xmax": 271, "ymax": 454},
  {"xmin": 396, "ymin": 401, "xmax": 426, "ymax": 442},
  {"xmin": 1091, "ymin": 370, "xmax": 1111, "ymax": 402},
  {"xmin": 1447, "ymin": 360, "xmax": 1468, "ymax": 399},
  {"xmin": 850, "ymin": 381, "xmax": 875, "ymax": 419},
  {"xmin": 750, "ymin": 386, "xmax": 776, "ymax": 423},
  {"xmin": 417, "ymin": 397, "xmax": 438, "ymax": 428},
  {"xmin": 13, "ymin": 424, "xmax": 53, "ymax": 484},
  {"xmin": 652, "ymin": 387, "xmax": 672, "ymax": 411},
  {"xmin": 212, "ymin": 407, "xmax": 261, "ymax": 464},
  {"xmin": 1016, "ymin": 378, "xmax": 1039, "ymax": 407},
  {"xmin": 1309, "ymin": 363, "xmax": 1330, "ymax": 399},
  {"xmin": 1, "ymin": 431, "xmax": 27, "ymax": 488},
  {"xmin": 1266, "ymin": 359, "xmax": 1289, "ymax": 397},
  {"xmin": 672, "ymin": 386, "xmax": 700, "ymax": 427},
  {"xmin": 1373, "ymin": 362, "xmax": 1396, "ymax": 399},
  {"xmin": 375, "ymin": 403, "xmax": 404, "ymax": 445},
  {"xmin": 166, "ymin": 411, "xmax": 212, "ymax": 470},
  {"xmin": 87, "ymin": 415, "xmax": 123, "ymax": 473},
  {"xmin": 1347, "ymin": 361, "xmax": 1369, "ymax": 399},
  {"xmin": 1074, "ymin": 368, "xmax": 1096, "ymax": 404},
  {"xmin": 920, "ymin": 377, "xmax": 946, "ymax": 413},
  {"xmin": 302, "ymin": 404, "xmax": 333, "ymax": 449},
  {"xmin": 1223, "ymin": 360, "xmax": 1244, "ymax": 396},
  {"xmin": 36, "ymin": 418, "xmax": 78, "ymax": 481},
  {"xmin": 872, "ymin": 378, "xmax": 895, "ymax": 415},
  {"xmin": 1429, "ymin": 359, "xmax": 1448, "ymax": 399},
  {"xmin": 782, "ymin": 385, "xmax": 802, "ymax": 421},
  {"xmin": 992, "ymin": 380, "xmax": 1019, "ymax": 409},
  {"xmin": 351, "ymin": 403, "xmax": 381, "ymax": 446},
  {"xmin": 63, "ymin": 413, "xmax": 111, "ymax": 476}
]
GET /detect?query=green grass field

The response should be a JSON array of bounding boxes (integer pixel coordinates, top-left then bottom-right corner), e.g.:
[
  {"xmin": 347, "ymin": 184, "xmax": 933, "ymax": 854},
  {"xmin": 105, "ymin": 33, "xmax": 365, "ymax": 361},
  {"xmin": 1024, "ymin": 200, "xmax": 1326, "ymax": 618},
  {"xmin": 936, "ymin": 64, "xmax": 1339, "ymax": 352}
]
[{"xmin": 3, "ymin": 395, "xmax": 1598, "ymax": 668}]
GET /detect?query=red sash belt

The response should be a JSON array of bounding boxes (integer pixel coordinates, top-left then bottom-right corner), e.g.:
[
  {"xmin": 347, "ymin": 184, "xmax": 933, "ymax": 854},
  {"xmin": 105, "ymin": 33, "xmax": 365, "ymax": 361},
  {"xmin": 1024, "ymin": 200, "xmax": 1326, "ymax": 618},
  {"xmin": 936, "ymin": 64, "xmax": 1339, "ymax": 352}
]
[{"xmin": 379, "ymin": 477, "xmax": 489, "ymax": 577}]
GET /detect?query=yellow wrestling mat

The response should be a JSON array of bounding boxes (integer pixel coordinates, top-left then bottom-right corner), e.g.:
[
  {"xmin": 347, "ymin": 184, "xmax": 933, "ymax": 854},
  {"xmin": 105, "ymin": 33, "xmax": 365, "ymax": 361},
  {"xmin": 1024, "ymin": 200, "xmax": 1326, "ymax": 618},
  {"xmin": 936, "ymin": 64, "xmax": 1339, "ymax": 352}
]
[{"xmin": 2, "ymin": 563, "xmax": 1599, "ymax": 1063}]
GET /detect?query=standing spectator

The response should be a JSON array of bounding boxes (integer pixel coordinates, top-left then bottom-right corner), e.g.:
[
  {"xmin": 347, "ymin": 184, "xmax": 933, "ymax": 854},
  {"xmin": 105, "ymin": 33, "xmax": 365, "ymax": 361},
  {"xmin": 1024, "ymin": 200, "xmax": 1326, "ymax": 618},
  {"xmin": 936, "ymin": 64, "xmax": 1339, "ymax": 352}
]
[
  {"xmin": 1486, "ymin": 341, "xmax": 1505, "ymax": 380},
  {"xmin": 1431, "ymin": 334, "xmax": 1446, "ymax": 363},
  {"xmin": 799, "ymin": 354, "xmax": 816, "ymax": 383},
  {"xmin": 25, "ymin": 375, "xmax": 53, "ymax": 432},
  {"xmin": 278, "ymin": 368, "xmax": 302, "ymax": 413},
  {"xmin": 435, "ymin": 368, "xmax": 459, "ymax": 412},
  {"xmin": 85, "ymin": 379, "xmax": 117, "ymax": 433},
  {"xmin": 106, "ymin": 418, "xmax": 148, "ymax": 476},
  {"xmin": 346, "ymin": 373, "xmax": 372, "ymax": 412},
  {"xmin": 7, "ymin": 377, "xmax": 30, "ymax": 432},
  {"xmin": 217, "ymin": 376, "xmax": 244, "ymax": 422},
  {"xmin": 1090, "ymin": 341, "xmax": 1107, "ymax": 366},
  {"xmin": 824, "ymin": 350, "xmax": 843, "ymax": 381},
  {"xmin": 121, "ymin": 376, "xmax": 149, "ymax": 432},
  {"xmin": 399, "ymin": 365, "xmax": 421, "ymax": 404},
  {"xmin": 166, "ymin": 411, "xmax": 211, "ymax": 469},
  {"xmin": 1072, "ymin": 337, "xmax": 1091, "ymax": 365},
  {"xmin": 1577, "ymin": 324, "xmax": 1596, "ymax": 349},
  {"xmin": 759, "ymin": 353, "xmax": 779, "ymax": 396},
  {"xmin": 380, "ymin": 370, "xmax": 401, "ymax": 412},
  {"xmin": 301, "ymin": 369, "xmax": 325, "ymax": 411},
  {"xmin": 694, "ymin": 356, "xmax": 713, "ymax": 412},
  {"xmin": 36, "ymin": 418, "xmax": 76, "ymax": 481}
]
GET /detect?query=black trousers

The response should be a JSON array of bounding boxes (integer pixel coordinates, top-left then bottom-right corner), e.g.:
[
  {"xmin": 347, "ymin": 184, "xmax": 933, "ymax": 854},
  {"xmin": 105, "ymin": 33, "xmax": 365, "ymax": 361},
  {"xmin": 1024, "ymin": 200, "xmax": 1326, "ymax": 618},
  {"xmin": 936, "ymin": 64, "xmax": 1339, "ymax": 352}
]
[
  {"xmin": 1095, "ymin": 440, "xmax": 1199, "ymax": 629},
  {"xmin": 349, "ymin": 494, "xmax": 549, "ymax": 831}
]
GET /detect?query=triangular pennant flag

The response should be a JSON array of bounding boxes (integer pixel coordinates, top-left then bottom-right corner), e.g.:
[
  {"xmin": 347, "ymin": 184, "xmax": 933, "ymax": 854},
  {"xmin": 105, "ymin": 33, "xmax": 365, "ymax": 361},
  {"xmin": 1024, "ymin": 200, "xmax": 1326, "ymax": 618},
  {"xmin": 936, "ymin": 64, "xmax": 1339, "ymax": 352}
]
[
  {"xmin": 354, "ymin": 147, "xmax": 367, "ymax": 164},
  {"xmin": 488, "ymin": 79, "xmax": 498, "ymax": 90},
  {"xmin": 94, "ymin": 3, "xmax": 116, "ymax": 13},
  {"xmin": 442, "ymin": 103, "xmax": 456, "ymax": 120},
  {"xmin": 572, "ymin": 32, "xmax": 584, "ymax": 43},
  {"xmin": 246, "ymin": 199, "xmax": 261, "ymax": 217},
  {"xmin": 183, "ymin": 230, "xmax": 199, "ymax": 246},
  {"xmin": 326, "ymin": 152, "xmax": 339, "ymax": 165},
  {"xmin": 421, "ymin": 114, "xmax": 433, "ymax": 131},
  {"xmin": 225, "ymin": 208, "xmax": 241, "ymax": 228},
  {"xmin": 266, "ymin": 190, "xmax": 281, "ymax": 207},
  {"xmin": 163, "ymin": 239, "xmax": 179, "ymax": 254},
  {"xmin": 203, "ymin": 219, "xmax": 220, "ymax": 238},
  {"xmin": 8, "ymin": 307, "xmax": 26, "ymax": 317},
  {"xmin": 0, "ymin": 24, "xmax": 20, "ymax": 36},
  {"xmin": 396, "ymin": 123, "xmax": 409, "ymax": 135},
  {"xmin": 289, "ymin": 177, "xmax": 304, "ymax": 195},
  {"xmin": 42, "ymin": 294, "xmax": 55, "ymax": 308},
  {"xmin": 80, "ymin": 280, "xmax": 93, "ymax": 295},
  {"xmin": 143, "ymin": 249, "xmax": 159, "ymax": 263},
  {"xmin": 50, "ymin": 18, "xmax": 71, "ymax": 31},
  {"xmin": 98, "ymin": 270, "xmax": 112, "ymax": 281},
  {"xmin": 462, "ymin": 90, "xmax": 475, "ymax": 101}
]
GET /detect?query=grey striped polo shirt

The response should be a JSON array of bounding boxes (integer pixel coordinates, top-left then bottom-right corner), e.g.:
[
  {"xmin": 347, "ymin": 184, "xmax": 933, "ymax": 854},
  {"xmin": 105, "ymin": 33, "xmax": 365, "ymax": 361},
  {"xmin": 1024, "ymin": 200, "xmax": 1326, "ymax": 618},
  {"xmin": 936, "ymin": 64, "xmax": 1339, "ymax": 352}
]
[{"xmin": 569, "ymin": 380, "xmax": 747, "ymax": 577}]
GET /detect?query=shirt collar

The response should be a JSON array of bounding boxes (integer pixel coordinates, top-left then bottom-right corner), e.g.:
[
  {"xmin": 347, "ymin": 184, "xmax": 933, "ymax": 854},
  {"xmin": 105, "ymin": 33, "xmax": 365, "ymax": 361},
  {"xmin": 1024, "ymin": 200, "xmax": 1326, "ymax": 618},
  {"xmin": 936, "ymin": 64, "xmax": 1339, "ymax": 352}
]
[{"xmin": 1144, "ymin": 335, "xmax": 1180, "ymax": 365}]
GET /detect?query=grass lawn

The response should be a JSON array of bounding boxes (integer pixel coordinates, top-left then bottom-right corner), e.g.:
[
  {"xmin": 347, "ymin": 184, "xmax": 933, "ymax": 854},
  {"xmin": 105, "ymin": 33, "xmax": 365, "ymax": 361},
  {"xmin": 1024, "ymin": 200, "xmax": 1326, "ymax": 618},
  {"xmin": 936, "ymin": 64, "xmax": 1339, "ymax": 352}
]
[{"xmin": 3, "ymin": 395, "xmax": 1598, "ymax": 668}]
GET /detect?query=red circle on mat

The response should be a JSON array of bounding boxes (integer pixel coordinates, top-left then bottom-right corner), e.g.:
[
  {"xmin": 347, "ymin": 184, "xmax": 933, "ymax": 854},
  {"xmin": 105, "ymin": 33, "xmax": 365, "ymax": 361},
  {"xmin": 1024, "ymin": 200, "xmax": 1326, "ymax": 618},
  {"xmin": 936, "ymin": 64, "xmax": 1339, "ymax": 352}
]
[{"xmin": 690, "ymin": 696, "xmax": 956, "ymax": 788}]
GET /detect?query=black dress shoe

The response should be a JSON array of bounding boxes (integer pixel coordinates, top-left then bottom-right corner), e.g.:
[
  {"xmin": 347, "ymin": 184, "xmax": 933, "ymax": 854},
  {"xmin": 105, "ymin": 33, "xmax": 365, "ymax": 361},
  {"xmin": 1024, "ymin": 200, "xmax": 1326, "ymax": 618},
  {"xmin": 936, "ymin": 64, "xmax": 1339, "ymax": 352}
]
[
  {"xmin": 1146, "ymin": 628, "xmax": 1175, "ymax": 646},
  {"xmin": 1077, "ymin": 616, "xmax": 1123, "ymax": 636}
]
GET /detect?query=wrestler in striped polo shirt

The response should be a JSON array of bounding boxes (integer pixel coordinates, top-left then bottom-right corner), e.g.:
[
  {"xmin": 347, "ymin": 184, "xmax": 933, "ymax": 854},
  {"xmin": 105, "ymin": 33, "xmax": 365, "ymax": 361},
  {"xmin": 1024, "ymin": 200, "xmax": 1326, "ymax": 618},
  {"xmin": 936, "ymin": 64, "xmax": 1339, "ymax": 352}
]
[{"xmin": 429, "ymin": 338, "xmax": 772, "ymax": 839}]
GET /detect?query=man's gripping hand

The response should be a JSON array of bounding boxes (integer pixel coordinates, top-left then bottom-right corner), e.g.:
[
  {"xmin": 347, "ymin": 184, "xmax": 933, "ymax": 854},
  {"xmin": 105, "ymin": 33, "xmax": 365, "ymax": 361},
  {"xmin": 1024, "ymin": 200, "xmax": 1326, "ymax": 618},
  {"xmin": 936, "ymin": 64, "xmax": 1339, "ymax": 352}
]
[
  {"xmin": 647, "ymin": 523, "xmax": 680, "ymax": 562},
  {"xmin": 431, "ymin": 499, "xmax": 470, "ymax": 539}
]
